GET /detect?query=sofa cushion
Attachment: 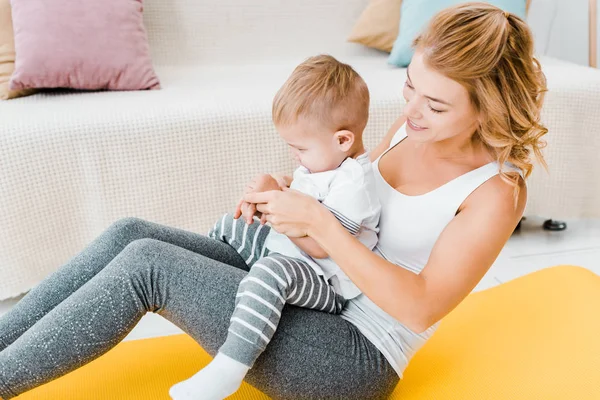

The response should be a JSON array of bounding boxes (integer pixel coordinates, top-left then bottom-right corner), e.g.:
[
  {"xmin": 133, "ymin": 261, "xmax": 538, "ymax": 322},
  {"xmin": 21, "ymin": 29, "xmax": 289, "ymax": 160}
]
[
  {"xmin": 0, "ymin": 0, "xmax": 34, "ymax": 100},
  {"xmin": 347, "ymin": 0, "xmax": 403, "ymax": 53},
  {"xmin": 9, "ymin": 0, "xmax": 160, "ymax": 92}
]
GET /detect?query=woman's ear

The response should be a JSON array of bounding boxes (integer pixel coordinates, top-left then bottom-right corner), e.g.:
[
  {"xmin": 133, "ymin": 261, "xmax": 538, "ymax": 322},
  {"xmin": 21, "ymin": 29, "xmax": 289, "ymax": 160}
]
[{"xmin": 334, "ymin": 130, "xmax": 355, "ymax": 152}]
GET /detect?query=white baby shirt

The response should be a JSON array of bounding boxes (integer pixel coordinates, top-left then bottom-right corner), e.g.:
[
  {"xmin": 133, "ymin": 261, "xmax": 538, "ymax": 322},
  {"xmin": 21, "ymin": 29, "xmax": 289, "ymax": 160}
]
[{"xmin": 264, "ymin": 152, "xmax": 381, "ymax": 299}]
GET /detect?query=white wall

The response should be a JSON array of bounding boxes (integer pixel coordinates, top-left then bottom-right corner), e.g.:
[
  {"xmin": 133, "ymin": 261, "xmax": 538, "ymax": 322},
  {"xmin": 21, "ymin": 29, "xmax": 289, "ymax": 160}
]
[{"xmin": 536, "ymin": 0, "xmax": 599, "ymax": 67}]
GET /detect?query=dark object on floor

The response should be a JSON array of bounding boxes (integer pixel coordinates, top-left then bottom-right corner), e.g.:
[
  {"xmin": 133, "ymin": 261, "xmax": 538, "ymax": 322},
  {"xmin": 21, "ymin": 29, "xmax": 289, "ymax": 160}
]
[{"xmin": 543, "ymin": 219, "xmax": 567, "ymax": 231}]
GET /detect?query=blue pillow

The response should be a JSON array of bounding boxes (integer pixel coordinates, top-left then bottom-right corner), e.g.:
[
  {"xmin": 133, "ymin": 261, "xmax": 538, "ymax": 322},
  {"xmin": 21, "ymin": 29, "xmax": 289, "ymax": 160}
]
[{"xmin": 388, "ymin": 0, "xmax": 527, "ymax": 67}]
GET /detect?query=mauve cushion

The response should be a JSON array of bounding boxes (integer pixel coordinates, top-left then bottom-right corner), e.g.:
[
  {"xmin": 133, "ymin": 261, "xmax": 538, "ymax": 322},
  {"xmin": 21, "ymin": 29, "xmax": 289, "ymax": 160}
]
[
  {"xmin": 9, "ymin": 0, "xmax": 160, "ymax": 92},
  {"xmin": 1, "ymin": 0, "xmax": 36, "ymax": 99}
]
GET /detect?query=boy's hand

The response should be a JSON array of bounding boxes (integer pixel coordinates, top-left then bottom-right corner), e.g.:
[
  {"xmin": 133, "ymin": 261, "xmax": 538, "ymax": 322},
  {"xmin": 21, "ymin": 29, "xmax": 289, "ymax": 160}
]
[
  {"xmin": 270, "ymin": 174, "xmax": 293, "ymax": 190},
  {"xmin": 234, "ymin": 174, "xmax": 282, "ymax": 224},
  {"xmin": 249, "ymin": 174, "xmax": 281, "ymax": 193}
]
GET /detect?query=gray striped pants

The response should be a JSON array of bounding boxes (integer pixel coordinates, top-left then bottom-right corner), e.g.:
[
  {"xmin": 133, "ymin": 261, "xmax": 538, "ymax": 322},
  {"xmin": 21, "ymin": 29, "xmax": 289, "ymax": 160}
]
[{"xmin": 208, "ymin": 213, "xmax": 346, "ymax": 367}]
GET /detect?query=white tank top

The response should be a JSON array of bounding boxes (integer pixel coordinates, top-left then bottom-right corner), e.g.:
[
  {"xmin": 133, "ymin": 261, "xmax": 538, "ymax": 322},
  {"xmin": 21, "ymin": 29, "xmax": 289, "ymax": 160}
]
[{"xmin": 340, "ymin": 123, "xmax": 523, "ymax": 378}]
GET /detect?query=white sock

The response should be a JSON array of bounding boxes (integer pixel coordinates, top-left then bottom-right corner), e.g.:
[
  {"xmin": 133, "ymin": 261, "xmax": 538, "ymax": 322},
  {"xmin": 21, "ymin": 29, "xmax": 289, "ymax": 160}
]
[{"xmin": 169, "ymin": 352, "xmax": 250, "ymax": 400}]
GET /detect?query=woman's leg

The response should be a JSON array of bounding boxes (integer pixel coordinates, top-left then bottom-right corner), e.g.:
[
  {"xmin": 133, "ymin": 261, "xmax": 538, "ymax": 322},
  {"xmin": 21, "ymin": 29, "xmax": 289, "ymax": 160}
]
[
  {"xmin": 170, "ymin": 253, "xmax": 346, "ymax": 400},
  {"xmin": 0, "ymin": 239, "xmax": 398, "ymax": 400},
  {"xmin": 0, "ymin": 217, "xmax": 248, "ymax": 352}
]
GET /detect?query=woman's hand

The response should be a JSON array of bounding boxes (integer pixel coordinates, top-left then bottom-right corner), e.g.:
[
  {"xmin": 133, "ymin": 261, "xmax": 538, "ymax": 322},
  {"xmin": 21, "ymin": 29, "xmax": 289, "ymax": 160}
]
[
  {"xmin": 243, "ymin": 188, "xmax": 324, "ymax": 238},
  {"xmin": 234, "ymin": 174, "xmax": 282, "ymax": 224}
]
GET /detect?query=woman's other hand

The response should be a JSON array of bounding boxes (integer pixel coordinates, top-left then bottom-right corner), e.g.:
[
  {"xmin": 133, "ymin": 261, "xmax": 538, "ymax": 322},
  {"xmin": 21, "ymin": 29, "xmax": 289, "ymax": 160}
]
[
  {"xmin": 234, "ymin": 174, "xmax": 282, "ymax": 224},
  {"xmin": 243, "ymin": 189, "xmax": 324, "ymax": 237}
]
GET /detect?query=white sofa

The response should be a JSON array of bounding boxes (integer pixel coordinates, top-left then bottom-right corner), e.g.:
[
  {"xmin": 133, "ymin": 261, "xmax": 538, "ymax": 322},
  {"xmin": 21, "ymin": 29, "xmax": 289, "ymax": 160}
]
[{"xmin": 2, "ymin": 0, "xmax": 600, "ymax": 300}]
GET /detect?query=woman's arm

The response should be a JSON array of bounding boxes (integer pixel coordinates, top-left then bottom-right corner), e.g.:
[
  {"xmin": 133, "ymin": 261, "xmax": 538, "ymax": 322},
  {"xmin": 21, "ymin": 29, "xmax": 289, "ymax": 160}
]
[
  {"xmin": 246, "ymin": 176, "xmax": 526, "ymax": 333},
  {"xmin": 310, "ymin": 176, "xmax": 526, "ymax": 332},
  {"xmin": 289, "ymin": 237, "xmax": 329, "ymax": 259},
  {"xmin": 413, "ymin": 179, "xmax": 526, "ymax": 328}
]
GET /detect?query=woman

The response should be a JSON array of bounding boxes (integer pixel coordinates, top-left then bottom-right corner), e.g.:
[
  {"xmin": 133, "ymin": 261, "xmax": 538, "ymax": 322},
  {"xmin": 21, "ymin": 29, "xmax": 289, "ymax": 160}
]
[{"xmin": 0, "ymin": 3, "xmax": 547, "ymax": 400}]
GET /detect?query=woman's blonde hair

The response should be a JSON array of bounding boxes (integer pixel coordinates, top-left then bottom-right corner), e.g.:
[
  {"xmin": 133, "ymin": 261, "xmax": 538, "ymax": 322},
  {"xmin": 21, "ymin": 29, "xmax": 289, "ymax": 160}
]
[{"xmin": 413, "ymin": 2, "xmax": 548, "ymax": 199}]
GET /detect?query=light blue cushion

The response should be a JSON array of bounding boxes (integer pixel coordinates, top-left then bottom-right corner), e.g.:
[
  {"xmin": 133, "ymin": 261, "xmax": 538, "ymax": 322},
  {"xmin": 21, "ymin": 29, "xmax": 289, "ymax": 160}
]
[{"xmin": 388, "ymin": 0, "xmax": 527, "ymax": 67}]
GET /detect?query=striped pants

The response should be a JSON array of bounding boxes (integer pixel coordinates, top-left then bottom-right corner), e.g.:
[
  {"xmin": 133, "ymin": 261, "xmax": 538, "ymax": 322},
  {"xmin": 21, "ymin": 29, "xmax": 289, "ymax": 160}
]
[{"xmin": 208, "ymin": 213, "xmax": 346, "ymax": 367}]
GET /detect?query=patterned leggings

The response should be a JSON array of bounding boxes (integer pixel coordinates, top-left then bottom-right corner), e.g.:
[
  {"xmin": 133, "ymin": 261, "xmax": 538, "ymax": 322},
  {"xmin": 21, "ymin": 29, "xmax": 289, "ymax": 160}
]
[{"xmin": 0, "ymin": 217, "xmax": 398, "ymax": 399}]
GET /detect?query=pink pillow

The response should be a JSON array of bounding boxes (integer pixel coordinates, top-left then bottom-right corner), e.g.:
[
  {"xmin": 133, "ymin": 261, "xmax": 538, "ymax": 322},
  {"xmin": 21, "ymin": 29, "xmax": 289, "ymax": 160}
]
[{"xmin": 9, "ymin": 0, "xmax": 160, "ymax": 92}]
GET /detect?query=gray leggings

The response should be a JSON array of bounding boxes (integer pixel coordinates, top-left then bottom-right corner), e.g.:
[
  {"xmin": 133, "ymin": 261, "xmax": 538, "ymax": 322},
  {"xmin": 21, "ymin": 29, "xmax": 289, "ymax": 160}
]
[{"xmin": 0, "ymin": 218, "xmax": 399, "ymax": 399}]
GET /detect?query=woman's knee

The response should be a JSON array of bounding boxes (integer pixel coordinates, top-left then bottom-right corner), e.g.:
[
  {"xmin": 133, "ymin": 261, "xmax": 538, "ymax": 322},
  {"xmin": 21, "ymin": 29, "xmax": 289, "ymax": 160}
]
[
  {"xmin": 101, "ymin": 238, "xmax": 169, "ymax": 311},
  {"xmin": 120, "ymin": 238, "xmax": 165, "ymax": 261},
  {"xmin": 108, "ymin": 217, "xmax": 150, "ymax": 235},
  {"xmin": 103, "ymin": 217, "xmax": 157, "ymax": 246},
  {"xmin": 102, "ymin": 238, "xmax": 167, "ymax": 277}
]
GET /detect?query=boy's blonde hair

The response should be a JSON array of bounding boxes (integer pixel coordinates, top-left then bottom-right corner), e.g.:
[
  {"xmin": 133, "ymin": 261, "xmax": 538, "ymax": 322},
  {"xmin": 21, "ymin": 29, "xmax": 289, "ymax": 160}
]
[{"xmin": 272, "ymin": 55, "xmax": 370, "ymax": 134}]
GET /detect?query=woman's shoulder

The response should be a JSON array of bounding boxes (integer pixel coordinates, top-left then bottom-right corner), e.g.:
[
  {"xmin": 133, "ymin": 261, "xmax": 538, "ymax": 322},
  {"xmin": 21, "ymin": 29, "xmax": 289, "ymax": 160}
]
[{"xmin": 463, "ymin": 164, "xmax": 527, "ymax": 217}]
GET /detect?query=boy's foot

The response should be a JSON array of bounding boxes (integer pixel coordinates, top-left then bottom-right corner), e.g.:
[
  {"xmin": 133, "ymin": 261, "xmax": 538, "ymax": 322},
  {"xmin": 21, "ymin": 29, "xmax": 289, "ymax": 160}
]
[{"xmin": 169, "ymin": 352, "xmax": 249, "ymax": 400}]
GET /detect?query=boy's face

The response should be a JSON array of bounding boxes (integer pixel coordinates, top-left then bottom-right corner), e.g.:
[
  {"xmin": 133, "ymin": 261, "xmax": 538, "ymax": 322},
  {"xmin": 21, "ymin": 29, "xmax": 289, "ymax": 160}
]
[{"xmin": 277, "ymin": 119, "xmax": 350, "ymax": 173}]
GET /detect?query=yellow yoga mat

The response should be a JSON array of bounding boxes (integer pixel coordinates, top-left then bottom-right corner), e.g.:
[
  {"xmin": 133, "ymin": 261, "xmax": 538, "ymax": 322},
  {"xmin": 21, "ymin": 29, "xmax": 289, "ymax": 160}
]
[{"xmin": 15, "ymin": 265, "xmax": 600, "ymax": 400}]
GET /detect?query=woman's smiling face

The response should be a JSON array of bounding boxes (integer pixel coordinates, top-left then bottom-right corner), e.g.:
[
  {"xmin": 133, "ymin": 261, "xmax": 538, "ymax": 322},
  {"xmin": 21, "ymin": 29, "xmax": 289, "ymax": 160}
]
[{"xmin": 402, "ymin": 50, "xmax": 480, "ymax": 145}]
